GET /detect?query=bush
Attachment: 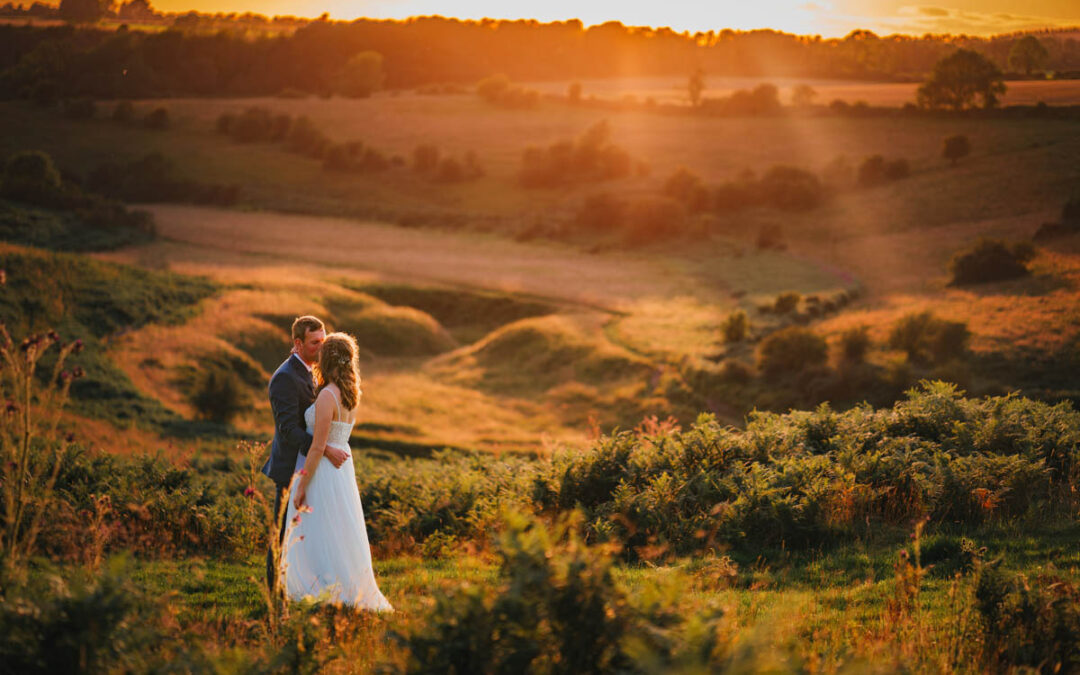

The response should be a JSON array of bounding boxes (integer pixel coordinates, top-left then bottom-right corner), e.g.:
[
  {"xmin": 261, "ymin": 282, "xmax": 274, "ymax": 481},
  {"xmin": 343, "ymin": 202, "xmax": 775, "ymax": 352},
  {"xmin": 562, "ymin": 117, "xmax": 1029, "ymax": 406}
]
[
  {"xmin": 397, "ymin": 509, "xmax": 730, "ymax": 673},
  {"xmin": 519, "ymin": 120, "xmax": 636, "ymax": 188},
  {"xmin": 944, "ymin": 135, "xmax": 971, "ymax": 165},
  {"xmin": 285, "ymin": 116, "xmax": 329, "ymax": 158},
  {"xmin": 1, "ymin": 150, "xmax": 63, "ymax": 206},
  {"xmin": 143, "ymin": 107, "xmax": 169, "ymax": 130},
  {"xmin": 663, "ymin": 167, "xmax": 710, "ymax": 212},
  {"xmin": 857, "ymin": 154, "xmax": 887, "ymax": 187},
  {"xmin": 949, "ymin": 238, "xmax": 1036, "ymax": 285},
  {"xmin": 888, "ymin": 311, "xmax": 969, "ymax": 364},
  {"xmin": 756, "ymin": 223, "xmax": 785, "ymax": 250},
  {"xmin": 1063, "ymin": 195, "xmax": 1080, "ymax": 224},
  {"xmin": 975, "ymin": 564, "xmax": 1080, "ymax": 672},
  {"xmin": 622, "ymin": 196, "xmax": 686, "ymax": 245},
  {"xmin": 187, "ymin": 369, "xmax": 248, "ymax": 425},
  {"xmin": 30, "ymin": 79, "xmax": 58, "ymax": 107},
  {"xmin": 757, "ymin": 165, "xmax": 824, "ymax": 211},
  {"xmin": 757, "ymin": 326, "xmax": 827, "ymax": 379},
  {"xmin": 721, "ymin": 309, "xmax": 749, "ymax": 342},
  {"xmin": 773, "ymin": 291, "xmax": 801, "ymax": 314},
  {"xmin": 840, "ymin": 325, "xmax": 872, "ymax": 362},
  {"xmin": 227, "ymin": 106, "xmax": 275, "ymax": 143}
]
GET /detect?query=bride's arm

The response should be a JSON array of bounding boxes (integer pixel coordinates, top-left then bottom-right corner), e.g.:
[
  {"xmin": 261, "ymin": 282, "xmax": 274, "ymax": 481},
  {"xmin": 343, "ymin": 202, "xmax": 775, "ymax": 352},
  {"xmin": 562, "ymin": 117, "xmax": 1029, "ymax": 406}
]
[{"xmin": 293, "ymin": 390, "xmax": 334, "ymax": 508}]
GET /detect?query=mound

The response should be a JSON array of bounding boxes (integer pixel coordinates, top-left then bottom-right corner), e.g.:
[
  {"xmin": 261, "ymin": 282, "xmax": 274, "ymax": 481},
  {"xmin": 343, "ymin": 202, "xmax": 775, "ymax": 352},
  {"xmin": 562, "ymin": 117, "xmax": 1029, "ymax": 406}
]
[
  {"xmin": 336, "ymin": 304, "xmax": 457, "ymax": 357},
  {"xmin": 434, "ymin": 315, "xmax": 652, "ymax": 393},
  {"xmin": 347, "ymin": 282, "xmax": 555, "ymax": 343}
]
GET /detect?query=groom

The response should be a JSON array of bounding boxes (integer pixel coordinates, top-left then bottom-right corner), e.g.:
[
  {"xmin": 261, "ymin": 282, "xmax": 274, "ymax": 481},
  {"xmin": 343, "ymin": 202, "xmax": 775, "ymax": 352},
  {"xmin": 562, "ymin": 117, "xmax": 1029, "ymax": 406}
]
[{"xmin": 262, "ymin": 315, "xmax": 349, "ymax": 595}]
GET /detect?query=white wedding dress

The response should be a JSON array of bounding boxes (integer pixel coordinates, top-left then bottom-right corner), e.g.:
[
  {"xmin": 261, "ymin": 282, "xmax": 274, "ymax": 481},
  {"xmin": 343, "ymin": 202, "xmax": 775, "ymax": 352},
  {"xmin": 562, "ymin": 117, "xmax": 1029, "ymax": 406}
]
[{"xmin": 281, "ymin": 392, "xmax": 393, "ymax": 610}]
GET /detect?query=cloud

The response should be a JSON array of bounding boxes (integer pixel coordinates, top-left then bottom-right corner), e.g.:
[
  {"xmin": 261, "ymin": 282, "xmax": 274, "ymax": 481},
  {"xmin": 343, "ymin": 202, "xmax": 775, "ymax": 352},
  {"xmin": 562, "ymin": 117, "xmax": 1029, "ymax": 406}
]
[{"xmin": 915, "ymin": 6, "xmax": 950, "ymax": 17}]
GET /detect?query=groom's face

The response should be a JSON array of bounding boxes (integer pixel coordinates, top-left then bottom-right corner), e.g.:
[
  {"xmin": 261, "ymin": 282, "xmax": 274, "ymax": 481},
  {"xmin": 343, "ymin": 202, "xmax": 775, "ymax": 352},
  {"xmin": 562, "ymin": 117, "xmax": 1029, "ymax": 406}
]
[{"xmin": 295, "ymin": 328, "xmax": 325, "ymax": 365}]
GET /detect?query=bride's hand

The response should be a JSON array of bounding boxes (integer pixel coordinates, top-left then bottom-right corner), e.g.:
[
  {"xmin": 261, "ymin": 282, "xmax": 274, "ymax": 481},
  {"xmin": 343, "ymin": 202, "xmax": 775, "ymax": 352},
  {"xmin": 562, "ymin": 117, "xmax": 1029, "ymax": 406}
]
[{"xmin": 293, "ymin": 484, "xmax": 306, "ymax": 510}]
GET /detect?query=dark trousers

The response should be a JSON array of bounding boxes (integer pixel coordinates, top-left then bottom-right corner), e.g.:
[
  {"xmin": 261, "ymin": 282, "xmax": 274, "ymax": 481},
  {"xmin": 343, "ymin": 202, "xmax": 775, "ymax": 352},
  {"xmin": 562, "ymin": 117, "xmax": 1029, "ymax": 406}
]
[{"xmin": 265, "ymin": 482, "xmax": 290, "ymax": 596}]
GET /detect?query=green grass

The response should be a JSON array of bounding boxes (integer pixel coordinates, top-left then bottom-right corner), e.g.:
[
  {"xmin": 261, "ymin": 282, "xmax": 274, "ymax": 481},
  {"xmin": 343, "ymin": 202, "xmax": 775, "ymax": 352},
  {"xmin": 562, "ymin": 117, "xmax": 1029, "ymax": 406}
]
[{"xmin": 0, "ymin": 245, "xmax": 220, "ymax": 433}]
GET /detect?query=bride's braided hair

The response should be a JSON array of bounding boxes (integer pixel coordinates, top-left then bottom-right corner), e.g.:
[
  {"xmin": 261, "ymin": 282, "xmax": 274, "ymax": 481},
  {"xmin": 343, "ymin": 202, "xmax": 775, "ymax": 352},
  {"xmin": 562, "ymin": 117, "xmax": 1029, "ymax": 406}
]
[{"xmin": 314, "ymin": 332, "xmax": 362, "ymax": 412}]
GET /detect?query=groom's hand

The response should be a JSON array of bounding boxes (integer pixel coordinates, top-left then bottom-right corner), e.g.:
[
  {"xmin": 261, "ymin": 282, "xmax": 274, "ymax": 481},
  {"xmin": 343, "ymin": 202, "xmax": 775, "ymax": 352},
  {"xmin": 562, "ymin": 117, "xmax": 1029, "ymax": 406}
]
[{"xmin": 325, "ymin": 446, "xmax": 350, "ymax": 468}]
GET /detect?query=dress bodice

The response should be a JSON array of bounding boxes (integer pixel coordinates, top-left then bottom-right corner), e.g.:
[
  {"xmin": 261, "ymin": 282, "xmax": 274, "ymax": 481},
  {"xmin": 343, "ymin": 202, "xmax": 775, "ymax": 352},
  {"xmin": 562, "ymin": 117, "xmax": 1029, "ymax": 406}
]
[{"xmin": 304, "ymin": 402, "xmax": 354, "ymax": 449}]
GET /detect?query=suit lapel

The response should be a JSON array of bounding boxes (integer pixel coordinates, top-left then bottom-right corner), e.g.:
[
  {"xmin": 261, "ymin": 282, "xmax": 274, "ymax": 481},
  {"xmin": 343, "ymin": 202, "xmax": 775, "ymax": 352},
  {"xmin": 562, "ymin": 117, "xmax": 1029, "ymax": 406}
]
[{"xmin": 291, "ymin": 354, "xmax": 315, "ymax": 398}]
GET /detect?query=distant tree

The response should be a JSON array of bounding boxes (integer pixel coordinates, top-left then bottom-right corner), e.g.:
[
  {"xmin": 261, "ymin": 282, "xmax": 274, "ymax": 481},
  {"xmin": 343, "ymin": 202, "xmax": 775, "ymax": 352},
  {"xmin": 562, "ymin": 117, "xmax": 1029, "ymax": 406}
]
[
  {"xmin": 112, "ymin": 100, "xmax": 135, "ymax": 124},
  {"xmin": 857, "ymin": 155, "xmax": 887, "ymax": 187},
  {"xmin": 189, "ymin": 370, "xmax": 248, "ymax": 425},
  {"xmin": 59, "ymin": 0, "xmax": 106, "ymax": 23},
  {"xmin": 567, "ymin": 81, "xmax": 582, "ymax": 104},
  {"xmin": 477, "ymin": 74, "xmax": 511, "ymax": 102},
  {"xmin": 687, "ymin": 67, "xmax": 704, "ymax": 107},
  {"xmin": 943, "ymin": 135, "xmax": 971, "ymax": 166},
  {"xmin": 1008, "ymin": 36, "xmax": 1049, "ymax": 76},
  {"xmin": 839, "ymin": 326, "xmax": 871, "ymax": 363},
  {"xmin": 338, "ymin": 51, "xmax": 384, "ymax": 98},
  {"xmin": 117, "ymin": 0, "xmax": 156, "ymax": 20},
  {"xmin": 916, "ymin": 49, "xmax": 1006, "ymax": 110},
  {"xmin": 791, "ymin": 84, "xmax": 817, "ymax": 107}
]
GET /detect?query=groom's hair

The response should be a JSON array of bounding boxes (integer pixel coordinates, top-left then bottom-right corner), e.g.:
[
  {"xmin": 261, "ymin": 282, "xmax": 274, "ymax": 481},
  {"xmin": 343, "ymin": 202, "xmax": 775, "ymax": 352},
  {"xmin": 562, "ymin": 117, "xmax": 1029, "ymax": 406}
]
[{"xmin": 291, "ymin": 315, "xmax": 325, "ymax": 343}]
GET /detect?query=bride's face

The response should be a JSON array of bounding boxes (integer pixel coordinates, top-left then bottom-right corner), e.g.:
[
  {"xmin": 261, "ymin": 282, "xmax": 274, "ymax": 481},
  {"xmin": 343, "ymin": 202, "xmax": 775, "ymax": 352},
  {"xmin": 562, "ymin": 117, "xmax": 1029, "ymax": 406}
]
[{"xmin": 295, "ymin": 329, "xmax": 326, "ymax": 365}]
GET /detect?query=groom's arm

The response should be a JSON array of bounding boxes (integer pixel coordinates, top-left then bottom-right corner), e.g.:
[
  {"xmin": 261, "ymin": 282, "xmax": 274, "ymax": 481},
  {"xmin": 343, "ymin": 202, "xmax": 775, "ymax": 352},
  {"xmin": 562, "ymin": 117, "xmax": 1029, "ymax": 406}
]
[{"xmin": 269, "ymin": 373, "xmax": 314, "ymax": 456}]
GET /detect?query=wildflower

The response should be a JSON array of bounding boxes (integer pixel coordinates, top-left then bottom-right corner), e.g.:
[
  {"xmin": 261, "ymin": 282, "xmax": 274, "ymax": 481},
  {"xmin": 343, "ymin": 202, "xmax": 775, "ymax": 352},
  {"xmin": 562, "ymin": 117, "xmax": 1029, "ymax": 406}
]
[
  {"xmin": 60, "ymin": 371, "xmax": 72, "ymax": 381},
  {"xmin": 5, "ymin": 401, "xmax": 17, "ymax": 415},
  {"xmin": 72, "ymin": 366, "xmax": 84, "ymax": 379},
  {"xmin": 244, "ymin": 486, "xmax": 256, "ymax": 498},
  {"xmin": 47, "ymin": 331, "xmax": 60, "ymax": 343},
  {"xmin": 298, "ymin": 469, "xmax": 307, "ymax": 475},
  {"xmin": 292, "ymin": 514, "xmax": 302, "ymax": 525},
  {"xmin": 64, "ymin": 432, "xmax": 75, "ymax": 443},
  {"xmin": 299, "ymin": 535, "xmax": 305, "ymax": 541},
  {"xmin": 299, "ymin": 505, "xmax": 313, "ymax": 513},
  {"xmin": 72, "ymin": 339, "xmax": 84, "ymax": 354}
]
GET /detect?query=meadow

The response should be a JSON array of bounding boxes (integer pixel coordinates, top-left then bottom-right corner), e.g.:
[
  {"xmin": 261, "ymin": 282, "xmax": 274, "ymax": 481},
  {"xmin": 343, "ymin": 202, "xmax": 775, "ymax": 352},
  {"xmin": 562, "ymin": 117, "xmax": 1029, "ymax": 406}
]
[{"xmin": 2, "ymin": 65, "xmax": 1080, "ymax": 673}]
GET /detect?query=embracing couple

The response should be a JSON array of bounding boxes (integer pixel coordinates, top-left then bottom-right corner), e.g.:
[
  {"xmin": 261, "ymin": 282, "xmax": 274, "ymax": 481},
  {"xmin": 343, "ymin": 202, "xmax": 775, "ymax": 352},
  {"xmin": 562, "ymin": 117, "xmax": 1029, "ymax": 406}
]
[{"xmin": 261, "ymin": 315, "xmax": 392, "ymax": 611}]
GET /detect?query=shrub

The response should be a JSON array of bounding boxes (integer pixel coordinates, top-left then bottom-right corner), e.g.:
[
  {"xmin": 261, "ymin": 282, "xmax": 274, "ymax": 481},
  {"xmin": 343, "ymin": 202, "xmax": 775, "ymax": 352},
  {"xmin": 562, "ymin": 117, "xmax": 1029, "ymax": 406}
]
[
  {"xmin": 622, "ymin": 196, "xmax": 686, "ymax": 245},
  {"xmin": 337, "ymin": 50, "xmax": 384, "ymax": 98},
  {"xmin": 112, "ymin": 100, "xmax": 134, "ymax": 124},
  {"xmin": 857, "ymin": 154, "xmax": 887, "ymax": 187},
  {"xmin": 758, "ymin": 165, "xmax": 824, "ymax": 211},
  {"xmin": 839, "ymin": 325, "xmax": 872, "ymax": 362},
  {"xmin": 30, "ymin": 79, "xmax": 58, "ymax": 107},
  {"xmin": 944, "ymin": 135, "xmax": 971, "ymax": 165},
  {"xmin": 773, "ymin": 291, "xmax": 801, "ymax": 314},
  {"xmin": 949, "ymin": 238, "xmax": 1036, "ymax": 285},
  {"xmin": 888, "ymin": 311, "xmax": 969, "ymax": 364},
  {"xmin": 721, "ymin": 309, "xmax": 749, "ymax": 342},
  {"xmin": 1, "ymin": 150, "xmax": 64, "ymax": 206},
  {"xmin": 143, "ymin": 107, "xmax": 169, "ymax": 130},
  {"xmin": 228, "ymin": 106, "xmax": 275, "ymax": 143},
  {"xmin": 821, "ymin": 155, "xmax": 854, "ymax": 188},
  {"xmin": 975, "ymin": 564, "xmax": 1080, "ymax": 672},
  {"xmin": 757, "ymin": 326, "xmax": 827, "ymax": 379},
  {"xmin": 187, "ymin": 369, "xmax": 248, "ymax": 425},
  {"xmin": 519, "ymin": 120, "xmax": 635, "ymax": 187},
  {"xmin": 62, "ymin": 97, "xmax": 95, "ymax": 120},
  {"xmin": 435, "ymin": 157, "xmax": 464, "ymax": 183},
  {"xmin": 663, "ymin": 167, "xmax": 710, "ymax": 212},
  {"xmin": 285, "ymin": 115, "xmax": 329, "ymax": 158},
  {"xmin": 576, "ymin": 193, "xmax": 624, "ymax": 233}
]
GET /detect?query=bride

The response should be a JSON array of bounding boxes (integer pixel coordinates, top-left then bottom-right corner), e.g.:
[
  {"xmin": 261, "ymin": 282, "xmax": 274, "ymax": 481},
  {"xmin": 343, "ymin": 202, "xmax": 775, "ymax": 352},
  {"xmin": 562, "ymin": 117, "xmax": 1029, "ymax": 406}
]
[{"xmin": 280, "ymin": 331, "xmax": 393, "ymax": 610}]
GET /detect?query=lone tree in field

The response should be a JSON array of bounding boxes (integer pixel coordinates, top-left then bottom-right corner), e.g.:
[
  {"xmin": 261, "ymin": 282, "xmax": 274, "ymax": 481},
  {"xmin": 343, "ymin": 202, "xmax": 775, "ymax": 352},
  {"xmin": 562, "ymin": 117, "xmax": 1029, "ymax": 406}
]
[
  {"xmin": 917, "ymin": 49, "xmax": 1006, "ymax": 110},
  {"xmin": 688, "ymin": 67, "xmax": 705, "ymax": 107},
  {"xmin": 943, "ymin": 134, "xmax": 971, "ymax": 166},
  {"xmin": 1008, "ymin": 36, "xmax": 1049, "ymax": 76},
  {"xmin": 338, "ymin": 51, "xmax": 384, "ymax": 98}
]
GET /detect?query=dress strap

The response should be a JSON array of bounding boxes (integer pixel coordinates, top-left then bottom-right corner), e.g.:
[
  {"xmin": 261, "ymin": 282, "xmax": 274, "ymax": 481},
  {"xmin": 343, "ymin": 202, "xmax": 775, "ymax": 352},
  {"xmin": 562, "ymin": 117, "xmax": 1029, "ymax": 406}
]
[{"xmin": 328, "ymin": 387, "xmax": 352, "ymax": 423}]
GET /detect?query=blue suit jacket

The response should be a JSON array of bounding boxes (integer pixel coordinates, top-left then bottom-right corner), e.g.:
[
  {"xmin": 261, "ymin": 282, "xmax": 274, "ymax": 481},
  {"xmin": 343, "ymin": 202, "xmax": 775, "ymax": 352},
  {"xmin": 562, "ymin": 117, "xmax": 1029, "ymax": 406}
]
[{"xmin": 261, "ymin": 354, "xmax": 316, "ymax": 487}]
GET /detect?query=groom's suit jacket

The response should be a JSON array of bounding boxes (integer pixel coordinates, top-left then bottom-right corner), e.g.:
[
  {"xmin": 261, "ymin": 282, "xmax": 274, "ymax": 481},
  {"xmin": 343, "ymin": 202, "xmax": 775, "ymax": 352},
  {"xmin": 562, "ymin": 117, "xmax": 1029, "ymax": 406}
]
[{"xmin": 262, "ymin": 354, "xmax": 316, "ymax": 487}]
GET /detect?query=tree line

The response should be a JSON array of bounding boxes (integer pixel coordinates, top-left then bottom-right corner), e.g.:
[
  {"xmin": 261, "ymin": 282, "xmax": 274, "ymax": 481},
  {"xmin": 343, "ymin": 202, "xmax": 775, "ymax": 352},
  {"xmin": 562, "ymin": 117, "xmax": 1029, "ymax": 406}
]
[{"xmin": 1, "ymin": 14, "xmax": 1079, "ymax": 100}]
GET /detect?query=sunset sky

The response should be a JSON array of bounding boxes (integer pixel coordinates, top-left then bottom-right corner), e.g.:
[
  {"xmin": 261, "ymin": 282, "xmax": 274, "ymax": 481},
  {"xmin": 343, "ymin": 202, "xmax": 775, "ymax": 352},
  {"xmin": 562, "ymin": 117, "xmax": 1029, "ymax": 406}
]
[{"xmin": 149, "ymin": 0, "xmax": 1080, "ymax": 36}]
